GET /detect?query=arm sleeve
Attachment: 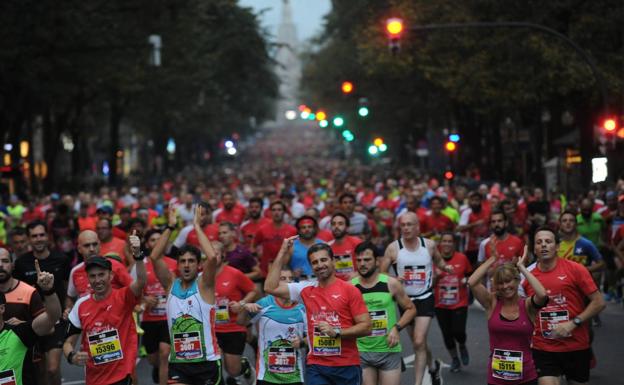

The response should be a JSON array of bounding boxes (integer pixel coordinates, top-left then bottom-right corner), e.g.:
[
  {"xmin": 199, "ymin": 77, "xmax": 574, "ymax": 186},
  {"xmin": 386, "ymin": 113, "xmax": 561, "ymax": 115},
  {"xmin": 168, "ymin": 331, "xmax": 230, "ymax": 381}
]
[
  {"xmin": 584, "ymin": 240, "xmax": 603, "ymax": 262},
  {"xmin": 459, "ymin": 210, "xmax": 470, "ymax": 226},
  {"xmin": 173, "ymin": 226, "xmax": 192, "ymax": 248},
  {"xmin": 288, "ymin": 281, "xmax": 314, "ymax": 303},
  {"xmin": 477, "ymin": 239, "xmax": 488, "ymax": 262}
]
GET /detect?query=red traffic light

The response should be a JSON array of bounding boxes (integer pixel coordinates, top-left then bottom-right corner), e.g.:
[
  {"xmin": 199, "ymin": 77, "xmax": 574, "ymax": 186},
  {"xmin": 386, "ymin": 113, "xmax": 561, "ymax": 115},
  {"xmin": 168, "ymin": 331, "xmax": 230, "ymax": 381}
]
[
  {"xmin": 445, "ymin": 141, "xmax": 457, "ymax": 152},
  {"xmin": 603, "ymin": 118, "xmax": 617, "ymax": 133},
  {"xmin": 386, "ymin": 18, "xmax": 404, "ymax": 38},
  {"xmin": 444, "ymin": 171, "xmax": 454, "ymax": 180},
  {"xmin": 341, "ymin": 81, "xmax": 354, "ymax": 94}
]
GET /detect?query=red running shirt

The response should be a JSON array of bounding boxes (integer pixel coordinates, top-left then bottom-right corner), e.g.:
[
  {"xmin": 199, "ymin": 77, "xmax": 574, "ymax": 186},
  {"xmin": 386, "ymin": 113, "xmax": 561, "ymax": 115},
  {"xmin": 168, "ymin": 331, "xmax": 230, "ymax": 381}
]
[
  {"xmin": 434, "ymin": 252, "xmax": 472, "ymax": 309},
  {"xmin": 142, "ymin": 257, "xmax": 177, "ymax": 322},
  {"xmin": 215, "ymin": 265, "xmax": 256, "ymax": 333},
  {"xmin": 254, "ymin": 222, "xmax": 297, "ymax": 276},
  {"xmin": 522, "ymin": 258, "xmax": 598, "ymax": 352},
  {"xmin": 186, "ymin": 224, "xmax": 219, "ymax": 247},
  {"xmin": 240, "ymin": 218, "xmax": 271, "ymax": 248},
  {"xmin": 68, "ymin": 287, "xmax": 139, "ymax": 385},
  {"xmin": 328, "ymin": 236, "xmax": 362, "ymax": 281},
  {"xmin": 288, "ymin": 278, "xmax": 369, "ymax": 366},
  {"xmin": 478, "ymin": 235, "xmax": 525, "ymax": 264}
]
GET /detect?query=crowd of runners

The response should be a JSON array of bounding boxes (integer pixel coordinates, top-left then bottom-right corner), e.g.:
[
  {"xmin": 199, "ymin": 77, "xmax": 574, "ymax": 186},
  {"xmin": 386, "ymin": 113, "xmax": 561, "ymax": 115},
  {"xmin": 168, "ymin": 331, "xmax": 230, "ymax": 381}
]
[{"xmin": 0, "ymin": 158, "xmax": 623, "ymax": 385}]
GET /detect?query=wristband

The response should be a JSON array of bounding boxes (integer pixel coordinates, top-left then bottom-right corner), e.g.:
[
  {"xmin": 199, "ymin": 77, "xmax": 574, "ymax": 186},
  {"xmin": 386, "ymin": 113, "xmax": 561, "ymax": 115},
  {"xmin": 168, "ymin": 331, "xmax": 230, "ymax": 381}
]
[
  {"xmin": 394, "ymin": 323, "xmax": 404, "ymax": 332},
  {"xmin": 133, "ymin": 251, "xmax": 145, "ymax": 261},
  {"xmin": 67, "ymin": 351, "xmax": 75, "ymax": 365}
]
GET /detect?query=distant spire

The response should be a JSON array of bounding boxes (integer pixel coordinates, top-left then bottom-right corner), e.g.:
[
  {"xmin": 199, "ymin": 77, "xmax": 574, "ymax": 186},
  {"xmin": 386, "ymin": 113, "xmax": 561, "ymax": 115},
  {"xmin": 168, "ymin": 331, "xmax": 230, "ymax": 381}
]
[
  {"xmin": 281, "ymin": 0, "xmax": 293, "ymax": 25},
  {"xmin": 274, "ymin": 0, "xmax": 301, "ymax": 123}
]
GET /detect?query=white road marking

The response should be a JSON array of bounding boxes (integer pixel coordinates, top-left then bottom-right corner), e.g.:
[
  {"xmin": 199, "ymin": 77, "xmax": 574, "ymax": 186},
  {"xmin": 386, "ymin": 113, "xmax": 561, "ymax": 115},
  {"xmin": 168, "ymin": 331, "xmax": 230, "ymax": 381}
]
[{"xmin": 402, "ymin": 355, "xmax": 449, "ymax": 385}]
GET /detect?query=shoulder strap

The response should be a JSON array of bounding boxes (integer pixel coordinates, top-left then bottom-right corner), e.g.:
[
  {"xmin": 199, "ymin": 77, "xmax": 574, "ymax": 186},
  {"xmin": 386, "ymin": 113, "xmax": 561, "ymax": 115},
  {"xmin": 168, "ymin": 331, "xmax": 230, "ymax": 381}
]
[
  {"xmin": 397, "ymin": 238, "xmax": 404, "ymax": 249},
  {"xmin": 419, "ymin": 237, "xmax": 426, "ymax": 247}
]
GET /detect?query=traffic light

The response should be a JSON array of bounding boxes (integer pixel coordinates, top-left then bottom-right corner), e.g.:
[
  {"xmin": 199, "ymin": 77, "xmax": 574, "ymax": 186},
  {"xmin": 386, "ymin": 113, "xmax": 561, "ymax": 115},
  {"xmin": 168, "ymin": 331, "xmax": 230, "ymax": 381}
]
[
  {"xmin": 368, "ymin": 145, "xmax": 379, "ymax": 155},
  {"xmin": 319, "ymin": 120, "xmax": 329, "ymax": 128},
  {"xmin": 445, "ymin": 141, "xmax": 457, "ymax": 152},
  {"xmin": 316, "ymin": 111, "xmax": 327, "ymax": 121},
  {"xmin": 357, "ymin": 97, "xmax": 369, "ymax": 117},
  {"xmin": 342, "ymin": 129, "xmax": 355, "ymax": 142},
  {"xmin": 341, "ymin": 81, "xmax": 354, "ymax": 94},
  {"xmin": 449, "ymin": 133, "xmax": 460, "ymax": 142},
  {"xmin": 444, "ymin": 171, "xmax": 454, "ymax": 180},
  {"xmin": 385, "ymin": 18, "xmax": 404, "ymax": 53},
  {"xmin": 373, "ymin": 137, "xmax": 384, "ymax": 147},
  {"xmin": 333, "ymin": 116, "xmax": 345, "ymax": 127},
  {"xmin": 603, "ymin": 118, "xmax": 617, "ymax": 134}
]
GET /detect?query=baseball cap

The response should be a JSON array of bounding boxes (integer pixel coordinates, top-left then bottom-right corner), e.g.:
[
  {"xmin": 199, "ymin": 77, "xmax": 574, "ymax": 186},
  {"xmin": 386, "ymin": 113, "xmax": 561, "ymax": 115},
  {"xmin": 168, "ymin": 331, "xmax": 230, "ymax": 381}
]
[
  {"xmin": 85, "ymin": 256, "xmax": 112, "ymax": 272},
  {"xmin": 96, "ymin": 205, "xmax": 114, "ymax": 215}
]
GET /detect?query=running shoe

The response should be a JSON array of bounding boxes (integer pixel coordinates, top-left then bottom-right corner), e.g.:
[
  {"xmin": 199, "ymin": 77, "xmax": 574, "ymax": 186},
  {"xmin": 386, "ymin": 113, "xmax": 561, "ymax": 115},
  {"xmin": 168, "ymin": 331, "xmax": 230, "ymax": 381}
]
[
  {"xmin": 429, "ymin": 358, "xmax": 443, "ymax": 385},
  {"xmin": 241, "ymin": 357, "xmax": 257, "ymax": 385},
  {"xmin": 460, "ymin": 345, "xmax": 470, "ymax": 366},
  {"xmin": 450, "ymin": 357, "xmax": 461, "ymax": 373}
]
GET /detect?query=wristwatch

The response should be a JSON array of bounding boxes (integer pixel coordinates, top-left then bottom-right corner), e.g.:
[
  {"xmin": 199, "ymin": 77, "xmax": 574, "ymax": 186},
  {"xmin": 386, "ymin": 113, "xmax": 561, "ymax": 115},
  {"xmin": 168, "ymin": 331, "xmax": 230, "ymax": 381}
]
[{"xmin": 572, "ymin": 316, "xmax": 582, "ymax": 326}]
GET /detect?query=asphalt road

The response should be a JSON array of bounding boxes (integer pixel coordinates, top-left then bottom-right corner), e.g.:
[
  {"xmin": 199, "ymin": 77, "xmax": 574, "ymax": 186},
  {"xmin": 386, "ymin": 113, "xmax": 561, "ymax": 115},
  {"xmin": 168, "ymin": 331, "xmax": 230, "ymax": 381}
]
[{"xmin": 61, "ymin": 302, "xmax": 624, "ymax": 385}]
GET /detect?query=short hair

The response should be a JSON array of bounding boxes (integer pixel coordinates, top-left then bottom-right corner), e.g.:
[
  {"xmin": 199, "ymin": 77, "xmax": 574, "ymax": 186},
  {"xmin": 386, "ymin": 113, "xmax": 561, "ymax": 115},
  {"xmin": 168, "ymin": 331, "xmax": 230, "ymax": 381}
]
[
  {"xmin": 26, "ymin": 220, "xmax": 47, "ymax": 236},
  {"xmin": 8, "ymin": 227, "xmax": 27, "ymax": 239},
  {"xmin": 218, "ymin": 221, "xmax": 237, "ymax": 232},
  {"xmin": 330, "ymin": 212, "xmax": 350, "ymax": 227},
  {"xmin": 468, "ymin": 191, "xmax": 482, "ymax": 199},
  {"xmin": 429, "ymin": 196, "xmax": 444, "ymax": 205},
  {"xmin": 295, "ymin": 215, "xmax": 318, "ymax": 230},
  {"xmin": 439, "ymin": 231, "xmax": 457, "ymax": 246},
  {"xmin": 143, "ymin": 229, "xmax": 162, "ymax": 242},
  {"xmin": 355, "ymin": 241, "xmax": 379, "ymax": 258},
  {"xmin": 248, "ymin": 197, "xmax": 263, "ymax": 206},
  {"xmin": 128, "ymin": 217, "xmax": 146, "ymax": 228},
  {"xmin": 490, "ymin": 209, "xmax": 507, "ymax": 222},
  {"xmin": 339, "ymin": 192, "xmax": 356, "ymax": 203},
  {"xmin": 198, "ymin": 201, "xmax": 213, "ymax": 211},
  {"xmin": 559, "ymin": 210, "xmax": 577, "ymax": 223},
  {"xmin": 533, "ymin": 226, "xmax": 559, "ymax": 244},
  {"xmin": 96, "ymin": 217, "xmax": 113, "ymax": 228},
  {"xmin": 178, "ymin": 245, "xmax": 202, "ymax": 262},
  {"xmin": 307, "ymin": 243, "xmax": 333, "ymax": 260},
  {"xmin": 270, "ymin": 200, "xmax": 287, "ymax": 211}
]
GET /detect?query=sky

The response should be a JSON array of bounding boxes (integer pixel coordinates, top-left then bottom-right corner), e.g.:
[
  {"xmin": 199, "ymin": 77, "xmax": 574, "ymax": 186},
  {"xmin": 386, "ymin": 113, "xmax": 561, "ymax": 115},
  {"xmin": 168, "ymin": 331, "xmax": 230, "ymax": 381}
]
[{"xmin": 238, "ymin": 0, "xmax": 332, "ymax": 42}]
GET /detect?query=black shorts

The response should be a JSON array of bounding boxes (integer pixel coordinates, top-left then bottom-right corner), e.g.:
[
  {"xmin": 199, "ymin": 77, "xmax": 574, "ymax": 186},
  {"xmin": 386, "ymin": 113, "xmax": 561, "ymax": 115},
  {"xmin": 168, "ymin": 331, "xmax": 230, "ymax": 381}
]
[
  {"xmin": 413, "ymin": 295, "xmax": 436, "ymax": 318},
  {"xmin": 108, "ymin": 375, "xmax": 132, "ymax": 385},
  {"xmin": 169, "ymin": 361, "xmax": 222, "ymax": 385},
  {"xmin": 141, "ymin": 320, "xmax": 170, "ymax": 354},
  {"xmin": 216, "ymin": 331, "xmax": 247, "ymax": 355},
  {"xmin": 532, "ymin": 348, "xmax": 591, "ymax": 383},
  {"xmin": 40, "ymin": 320, "xmax": 67, "ymax": 351}
]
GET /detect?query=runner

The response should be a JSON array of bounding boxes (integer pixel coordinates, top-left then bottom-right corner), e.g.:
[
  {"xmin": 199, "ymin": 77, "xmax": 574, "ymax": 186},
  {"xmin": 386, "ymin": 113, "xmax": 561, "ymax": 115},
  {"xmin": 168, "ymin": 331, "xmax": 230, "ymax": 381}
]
[
  {"xmin": 458, "ymin": 191, "xmax": 491, "ymax": 267},
  {"xmin": 380, "ymin": 212, "xmax": 454, "ymax": 385},
  {"xmin": 214, "ymin": 237, "xmax": 260, "ymax": 385},
  {"xmin": 265, "ymin": 238, "xmax": 371, "ymax": 385},
  {"xmin": 469, "ymin": 244, "xmax": 547, "ymax": 385},
  {"xmin": 137, "ymin": 227, "xmax": 178, "ymax": 385},
  {"xmin": 337, "ymin": 193, "xmax": 370, "ymax": 237},
  {"xmin": 219, "ymin": 221, "xmax": 262, "ymax": 281},
  {"xmin": 328, "ymin": 212, "xmax": 362, "ymax": 281},
  {"xmin": 522, "ymin": 227, "xmax": 606, "ymax": 385},
  {"xmin": 284, "ymin": 215, "xmax": 323, "ymax": 281},
  {"xmin": 214, "ymin": 192, "xmax": 246, "ymax": 225},
  {"xmin": 478, "ymin": 210, "xmax": 525, "ymax": 266},
  {"xmin": 238, "ymin": 266, "xmax": 306, "ymax": 385},
  {"xmin": 149, "ymin": 206, "xmax": 222, "ymax": 385},
  {"xmin": 64, "ymin": 230, "xmax": 133, "ymax": 316},
  {"xmin": 420, "ymin": 196, "xmax": 455, "ymax": 241},
  {"xmin": 433, "ymin": 232, "xmax": 472, "ymax": 372},
  {"xmin": 352, "ymin": 241, "xmax": 416, "ymax": 385},
  {"xmin": 558, "ymin": 211, "xmax": 605, "ymax": 273},
  {"xmin": 96, "ymin": 218, "xmax": 128, "ymax": 265},
  {"xmin": 253, "ymin": 201, "xmax": 297, "ymax": 277},
  {"xmin": 13, "ymin": 220, "xmax": 71, "ymax": 385},
  {"xmin": 63, "ymin": 232, "xmax": 145, "ymax": 385},
  {"xmin": 240, "ymin": 197, "xmax": 270, "ymax": 249},
  {"xmin": 173, "ymin": 202, "xmax": 219, "ymax": 250},
  {"xmin": 0, "ymin": 259, "xmax": 62, "ymax": 385}
]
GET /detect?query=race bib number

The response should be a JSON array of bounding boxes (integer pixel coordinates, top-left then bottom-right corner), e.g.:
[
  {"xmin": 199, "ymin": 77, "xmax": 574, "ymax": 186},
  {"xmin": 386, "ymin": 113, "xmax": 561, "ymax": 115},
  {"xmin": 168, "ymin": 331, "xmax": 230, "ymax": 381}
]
[
  {"xmin": 312, "ymin": 326, "xmax": 341, "ymax": 356},
  {"xmin": 335, "ymin": 255, "xmax": 354, "ymax": 275},
  {"xmin": 149, "ymin": 295, "xmax": 167, "ymax": 317},
  {"xmin": 88, "ymin": 329, "xmax": 123, "ymax": 365},
  {"xmin": 0, "ymin": 369, "xmax": 16, "ymax": 385},
  {"xmin": 403, "ymin": 265, "xmax": 426, "ymax": 288},
  {"xmin": 268, "ymin": 347, "xmax": 296, "ymax": 373},
  {"xmin": 173, "ymin": 331, "xmax": 203, "ymax": 360},
  {"xmin": 369, "ymin": 310, "xmax": 388, "ymax": 336},
  {"xmin": 492, "ymin": 349, "xmax": 523, "ymax": 381},
  {"xmin": 216, "ymin": 305, "xmax": 230, "ymax": 324},
  {"xmin": 439, "ymin": 284, "xmax": 459, "ymax": 305},
  {"xmin": 539, "ymin": 310, "xmax": 569, "ymax": 339}
]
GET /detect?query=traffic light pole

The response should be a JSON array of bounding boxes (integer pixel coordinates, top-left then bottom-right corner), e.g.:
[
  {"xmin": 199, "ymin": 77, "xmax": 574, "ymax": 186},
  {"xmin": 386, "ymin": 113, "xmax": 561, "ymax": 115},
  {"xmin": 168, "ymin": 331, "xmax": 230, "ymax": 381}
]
[{"xmin": 405, "ymin": 21, "xmax": 608, "ymax": 185}]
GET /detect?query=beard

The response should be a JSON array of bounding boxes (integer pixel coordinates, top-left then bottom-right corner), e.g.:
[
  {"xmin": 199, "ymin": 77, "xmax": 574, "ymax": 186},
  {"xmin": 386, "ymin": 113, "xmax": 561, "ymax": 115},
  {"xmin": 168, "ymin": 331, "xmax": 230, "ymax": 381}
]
[
  {"xmin": 359, "ymin": 268, "xmax": 376, "ymax": 278},
  {"xmin": 0, "ymin": 269, "xmax": 11, "ymax": 283},
  {"xmin": 493, "ymin": 227, "xmax": 506, "ymax": 236}
]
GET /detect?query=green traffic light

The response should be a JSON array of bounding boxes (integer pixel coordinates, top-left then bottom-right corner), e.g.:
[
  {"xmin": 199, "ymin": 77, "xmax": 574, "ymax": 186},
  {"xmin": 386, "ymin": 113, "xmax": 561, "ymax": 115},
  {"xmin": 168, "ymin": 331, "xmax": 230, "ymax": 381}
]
[
  {"xmin": 342, "ymin": 129, "xmax": 354, "ymax": 142},
  {"xmin": 333, "ymin": 116, "xmax": 344, "ymax": 127},
  {"xmin": 358, "ymin": 107, "xmax": 369, "ymax": 117}
]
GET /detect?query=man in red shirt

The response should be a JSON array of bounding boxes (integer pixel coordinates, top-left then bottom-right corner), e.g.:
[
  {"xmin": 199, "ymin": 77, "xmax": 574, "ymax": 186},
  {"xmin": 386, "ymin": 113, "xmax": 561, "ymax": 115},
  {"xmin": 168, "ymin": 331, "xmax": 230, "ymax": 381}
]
[
  {"xmin": 265, "ymin": 238, "xmax": 371, "ymax": 385},
  {"xmin": 253, "ymin": 200, "xmax": 297, "ymax": 276},
  {"xmin": 214, "ymin": 241, "xmax": 259, "ymax": 384},
  {"xmin": 523, "ymin": 227, "xmax": 605, "ymax": 385},
  {"xmin": 183, "ymin": 202, "xmax": 220, "ymax": 247},
  {"xmin": 97, "ymin": 218, "xmax": 128, "ymax": 266},
  {"xmin": 458, "ymin": 192, "xmax": 491, "ymax": 267},
  {"xmin": 477, "ymin": 209, "xmax": 525, "ymax": 267},
  {"xmin": 240, "ymin": 197, "xmax": 270, "ymax": 248},
  {"xmin": 64, "ymin": 230, "xmax": 133, "ymax": 318},
  {"xmin": 63, "ymin": 233, "xmax": 146, "ymax": 385},
  {"xmin": 328, "ymin": 213, "xmax": 362, "ymax": 280},
  {"xmin": 421, "ymin": 196, "xmax": 455, "ymax": 241},
  {"xmin": 214, "ymin": 192, "xmax": 246, "ymax": 225}
]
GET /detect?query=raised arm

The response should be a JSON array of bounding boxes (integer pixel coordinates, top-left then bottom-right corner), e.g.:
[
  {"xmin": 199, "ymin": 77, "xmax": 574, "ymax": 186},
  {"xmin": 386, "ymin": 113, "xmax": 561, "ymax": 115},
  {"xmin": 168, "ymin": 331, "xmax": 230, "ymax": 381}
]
[
  {"xmin": 149, "ymin": 207, "xmax": 177, "ymax": 291},
  {"xmin": 129, "ymin": 231, "xmax": 147, "ymax": 297},
  {"xmin": 468, "ymin": 254, "xmax": 497, "ymax": 312},
  {"xmin": 517, "ymin": 246, "xmax": 548, "ymax": 320},
  {"xmin": 194, "ymin": 206, "xmax": 217, "ymax": 304},
  {"xmin": 264, "ymin": 236, "xmax": 297, "ymax": 300},
  {"xmin": 32, "ymin": 260, "xmax": 62, "ymax": 336}
]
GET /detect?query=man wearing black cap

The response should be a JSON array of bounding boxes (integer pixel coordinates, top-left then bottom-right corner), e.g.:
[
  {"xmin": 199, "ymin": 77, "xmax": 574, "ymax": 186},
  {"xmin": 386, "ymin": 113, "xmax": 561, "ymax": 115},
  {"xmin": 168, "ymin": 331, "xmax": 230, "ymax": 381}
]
[
  {"xmin": 0, "ymin": 259, "xmax": 62, "ymax": 385},
  {"xmin": 63, "ymin": 233, "xmax": 146, "ymax": 385}
]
